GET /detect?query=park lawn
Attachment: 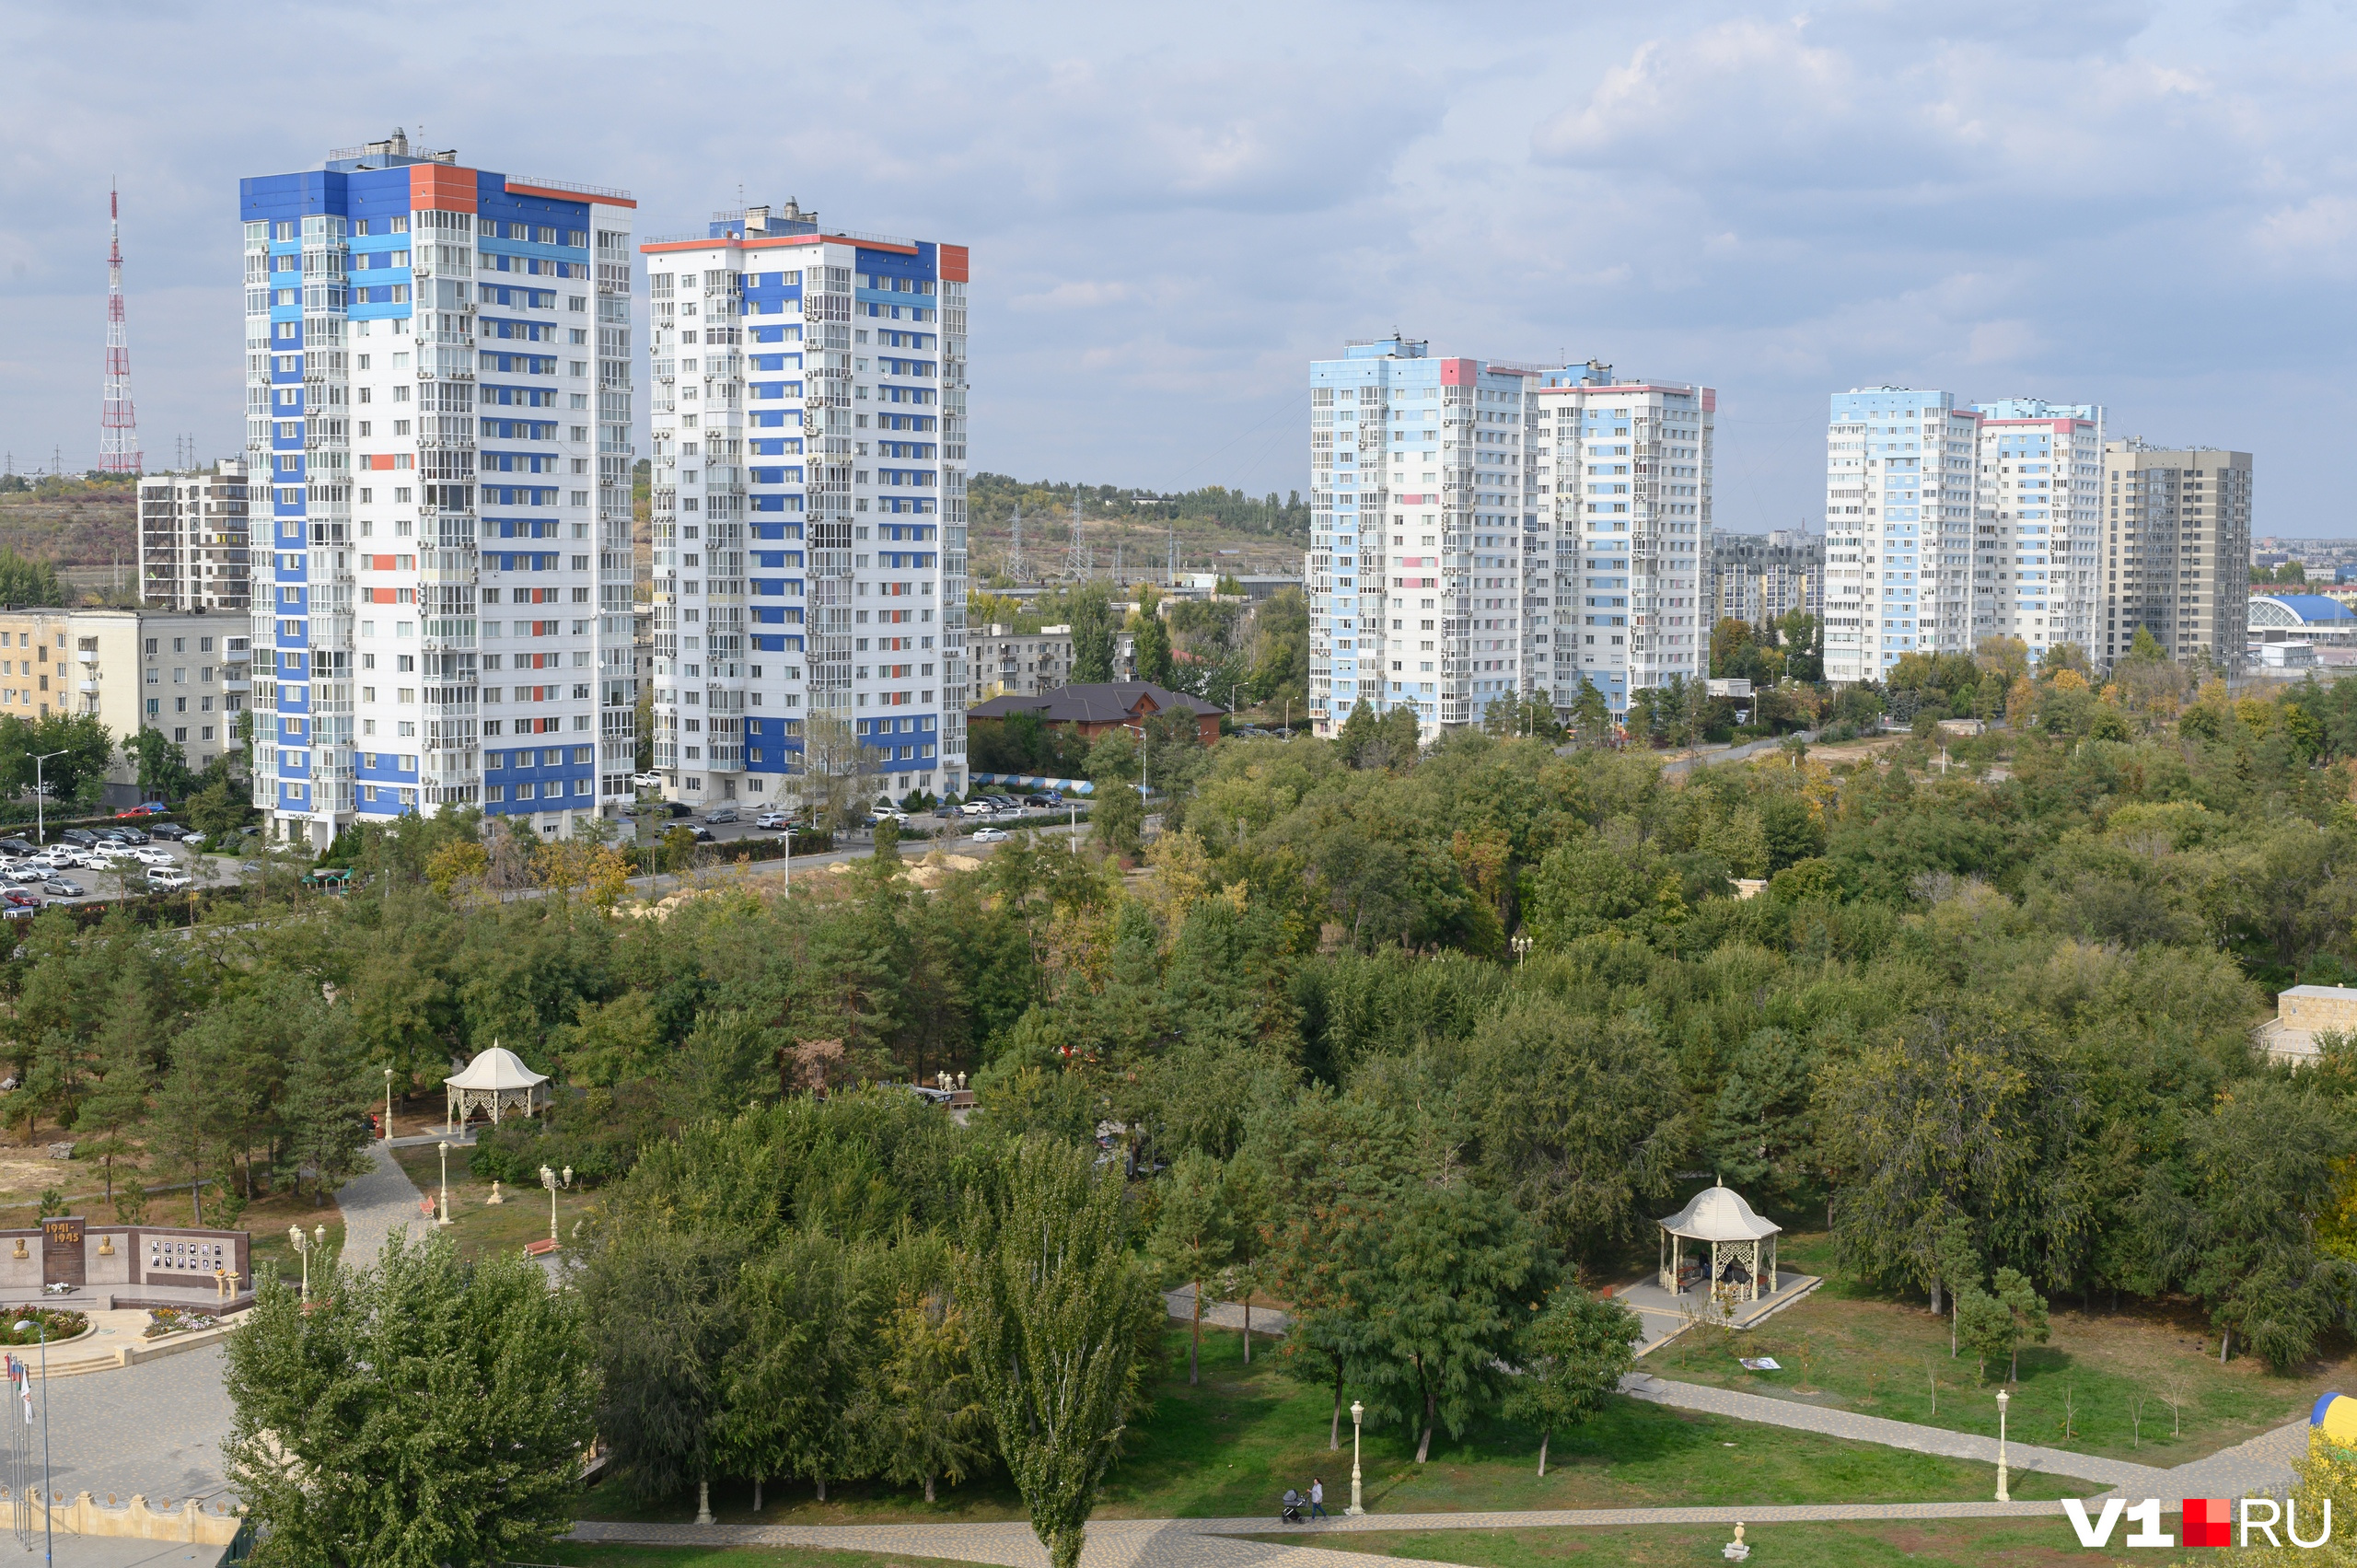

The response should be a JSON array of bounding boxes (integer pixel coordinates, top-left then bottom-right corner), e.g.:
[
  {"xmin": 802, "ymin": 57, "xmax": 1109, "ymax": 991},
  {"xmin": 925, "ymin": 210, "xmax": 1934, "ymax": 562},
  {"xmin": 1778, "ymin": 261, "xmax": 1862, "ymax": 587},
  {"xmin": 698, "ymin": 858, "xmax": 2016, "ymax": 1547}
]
[
  {"xmin": 1643, "ymin": 1229, "xmax": 2357, "ymax": 1465},
  {"xmin": 553, "ymin": 1549, "xmax": 1000, "ymax": 1568},
  {"xmin": 1245, "ymin": 1515, "xmax": 2192, "ymax": 1568},
  {"xmin": 391, "ymin": 1144, "xmax": 597, "ymax": 1264},
  {"xmin": 575, "ymin": 1321, "xmax": 2073, "ymax": 1527}
]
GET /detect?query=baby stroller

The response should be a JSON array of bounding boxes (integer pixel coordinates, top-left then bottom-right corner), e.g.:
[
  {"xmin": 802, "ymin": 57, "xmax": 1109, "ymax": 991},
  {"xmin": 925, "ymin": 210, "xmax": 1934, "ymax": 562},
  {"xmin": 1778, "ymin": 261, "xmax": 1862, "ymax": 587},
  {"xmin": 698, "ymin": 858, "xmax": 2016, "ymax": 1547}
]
[{"xmin": 1280, "ymin": 1488, "xmax": 1305, "ymax": 1524}]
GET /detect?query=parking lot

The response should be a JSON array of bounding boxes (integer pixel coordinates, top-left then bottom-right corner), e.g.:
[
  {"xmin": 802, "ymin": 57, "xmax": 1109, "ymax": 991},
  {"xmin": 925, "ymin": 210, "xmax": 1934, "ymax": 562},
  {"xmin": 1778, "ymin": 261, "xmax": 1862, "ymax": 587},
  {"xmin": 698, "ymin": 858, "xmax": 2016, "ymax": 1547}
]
[
  {"xmin": 0, "ymin": 828, "xmax": 227, "ymax": 914},
  {"xmin": 614, "ymin": 795, "xmax": 1092, "ymax": 854}
]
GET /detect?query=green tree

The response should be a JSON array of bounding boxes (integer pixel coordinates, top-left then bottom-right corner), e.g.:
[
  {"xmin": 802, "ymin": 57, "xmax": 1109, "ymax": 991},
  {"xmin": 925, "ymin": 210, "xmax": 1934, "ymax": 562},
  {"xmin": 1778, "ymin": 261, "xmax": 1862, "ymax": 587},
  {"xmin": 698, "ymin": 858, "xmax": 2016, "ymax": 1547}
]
[
  {"xmin": 1148, "ymin": 1149, "xmax": 1234, "ymax": 1386},
  {"xmin": 1068, "ymin": 585, "xmax": 1118, "ymax": 683},
  {"xmin": 124, "ymin": 726, "xmax": 195, "ymax": 801},
  {"xmin": 1132, "ymin": 611, "xmax": 1175, "ymax": 688},
  {"xmin": 278, "ymin": 1006, "xmax": 375, "ymax": 1205},
  {"xmin": 580, "ymin": 1226, "xmax": 745, "ymax": 1517},
  {"xmin": 0, "ymin": 551, "xmax": 68, "ymax": 606},
  {"xmin": 958, "ymin": 1135, "xmax": 1159, "ymax": 1568},
  {"xmin": 1503, "ymin": 1287, "xmax": 1640, "ymax": 1475},
  {"xmin": 0, "ymin": 712, "xmax": 113, "ymax": 807},
  {"xmin": 1354, "ymin": 1176, "xmax": 1550, "ymax": 1464},
  {"xmin": 149, "ymin": 1020, "xmax": 234, "ymax": 1225},
  {"xmin": 1954, "ymin": 1283, "xmax": 2015, "ymax": 1385},
  {"xmin": 1086, "ymin": 730, "xmax": 1144, "ymax": 860},
  {"xmin": 223, "ymin": 1231, "xmax": 594, "ymax": 1568},
  {"xmin": 1566, "ymin": 679, "xmax": 1613, "ymax": 749},
  {"xmin": 1463, "ymin": 998, "xmax": 1689, "ymax": 1264},
  {"xmin": 724, "ymin": 1230, "xmax": 873, "ymax": 1507},
  {"xmin": 75, "ymin": 980, "xmax": 156, "ymax": 1204},
  {"xmin": 860, "ymin": 1282, "xmax": 989, "ymax": 1503}
]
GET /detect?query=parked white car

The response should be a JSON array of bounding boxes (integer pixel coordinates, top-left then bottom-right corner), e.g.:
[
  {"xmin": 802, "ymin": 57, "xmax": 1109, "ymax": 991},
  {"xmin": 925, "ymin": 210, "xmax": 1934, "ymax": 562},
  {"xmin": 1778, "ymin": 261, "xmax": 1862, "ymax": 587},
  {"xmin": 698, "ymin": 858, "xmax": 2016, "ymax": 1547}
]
[
  {"xmin": 145, "ymin": 868, "xmax": 193, "ymax": 891},
  {"xmin": 130, "ymin": 847, "xmax": 177, "ymax": 868},
  {"xmin": 970, "ymin": 827, "xmax": 1011, "ymax": 843}
]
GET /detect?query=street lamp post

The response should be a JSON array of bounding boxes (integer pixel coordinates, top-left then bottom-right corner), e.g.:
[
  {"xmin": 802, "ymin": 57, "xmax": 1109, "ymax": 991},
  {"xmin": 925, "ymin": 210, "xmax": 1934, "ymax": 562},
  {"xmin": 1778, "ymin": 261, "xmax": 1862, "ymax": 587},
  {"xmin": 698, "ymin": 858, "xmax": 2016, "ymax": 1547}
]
[
  {"xmin": 1511, "ymin": 935, "xmax": 1532, "ymax": 967},
  {"xmin": 289, "ymin": 1225, "xmax": 308, "ymax": 1300},
  {"xmin": 29, "ymin": 751, "xmax": 65, "ymax": 847},
  {"xmin": 13, "ymin": 1318, "xmax": 50, "ymax": 1568},
  {"xmin": 382, "ymin": 1066, "xmax": 392, "ymax": 1144},
  {"xmin": 436, "ymin": 1140, "xmax": 451, "ymax": 1225},
  {"xmin": 1348, "ymin": 1396, "xmax": 1366, "ymax": 1508},
  {"xmin": 1994, "ymin": 1388, "xmax": 2010, "ymax": 1503},
  {"xmin": 539, "ymin": 1165, "xmax": 564, "ymax": 1243}
]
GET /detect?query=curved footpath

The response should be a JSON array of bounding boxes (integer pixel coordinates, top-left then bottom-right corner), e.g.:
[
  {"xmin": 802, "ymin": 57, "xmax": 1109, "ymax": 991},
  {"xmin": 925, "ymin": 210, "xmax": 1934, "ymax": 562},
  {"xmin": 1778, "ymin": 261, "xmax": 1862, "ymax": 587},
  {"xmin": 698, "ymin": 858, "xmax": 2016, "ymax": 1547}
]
[{"xmin": 575, "ymin": 1298, "xmax": 2316, "ymax": 1568}]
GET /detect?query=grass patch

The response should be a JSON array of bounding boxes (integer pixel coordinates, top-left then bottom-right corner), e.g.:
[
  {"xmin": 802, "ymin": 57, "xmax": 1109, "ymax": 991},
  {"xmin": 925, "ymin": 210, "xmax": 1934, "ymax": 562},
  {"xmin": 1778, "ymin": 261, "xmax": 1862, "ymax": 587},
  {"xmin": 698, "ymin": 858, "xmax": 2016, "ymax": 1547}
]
[
  {"xmin": 1249, "ymin": 1516, "xmax": 2154, "ymax": 1568},
  {"xmin": 391, "ymin": 1144, "xmax": 597, "ymax": 1264},
  {"xmin": 545, "ymin": 1549, "xmax": 998, "ymax": 1568},
  {"xmin": 577, "ymin": 1318, "xmax": 2072, "ymax": 1527},
  {"xmin": 1645, "ymin": 1229, "xmax": 2352, "ymax": 1464}
]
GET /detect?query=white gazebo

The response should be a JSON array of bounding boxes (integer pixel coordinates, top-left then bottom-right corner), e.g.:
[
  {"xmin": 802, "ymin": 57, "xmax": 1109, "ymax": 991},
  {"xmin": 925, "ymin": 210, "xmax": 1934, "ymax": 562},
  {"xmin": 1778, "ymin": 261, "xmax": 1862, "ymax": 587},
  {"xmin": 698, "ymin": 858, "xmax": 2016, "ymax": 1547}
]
[
  {"xmin": 443, "ymin": 1044, "xmax": 552, "ymax": 1132},
  {"xmin": 1658, "ymin": 1180, "xmax": 1781, "ymax": 1304}
]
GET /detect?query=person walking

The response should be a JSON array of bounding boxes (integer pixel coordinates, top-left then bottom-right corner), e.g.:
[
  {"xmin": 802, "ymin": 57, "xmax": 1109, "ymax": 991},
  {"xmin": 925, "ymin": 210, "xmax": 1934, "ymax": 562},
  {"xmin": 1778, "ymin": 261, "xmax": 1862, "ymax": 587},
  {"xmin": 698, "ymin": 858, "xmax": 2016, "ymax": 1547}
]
[{"xmin": 1309, "ymin": 1477, "xmax": 1328, "ymax": 1519}]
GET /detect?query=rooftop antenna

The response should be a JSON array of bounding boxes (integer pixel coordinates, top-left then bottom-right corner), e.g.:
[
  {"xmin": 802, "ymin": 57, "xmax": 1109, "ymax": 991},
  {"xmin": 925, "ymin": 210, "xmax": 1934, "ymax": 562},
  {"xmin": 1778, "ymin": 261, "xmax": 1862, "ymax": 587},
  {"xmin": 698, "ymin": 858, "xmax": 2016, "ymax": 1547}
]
[
  {"xmin": 98, "ymin": 181, "xmax": 141, "ymax": 475},
  {"xmin": 1007, "ymin": 504, "xmax": 1025, "ymax": 582}
]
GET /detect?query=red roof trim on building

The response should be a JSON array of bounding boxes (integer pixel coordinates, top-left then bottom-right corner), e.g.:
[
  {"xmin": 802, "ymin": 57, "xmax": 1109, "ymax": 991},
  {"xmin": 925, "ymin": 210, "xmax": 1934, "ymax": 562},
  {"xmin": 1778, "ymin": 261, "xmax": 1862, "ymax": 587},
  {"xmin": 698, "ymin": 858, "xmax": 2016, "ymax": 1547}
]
[
  {"xmin": 638, "ymin": 234, "xmax": 921, "ymax": 256},
  {"xmin": 503, "ymin": 181, "xmax": 636, "ymax": 209}
]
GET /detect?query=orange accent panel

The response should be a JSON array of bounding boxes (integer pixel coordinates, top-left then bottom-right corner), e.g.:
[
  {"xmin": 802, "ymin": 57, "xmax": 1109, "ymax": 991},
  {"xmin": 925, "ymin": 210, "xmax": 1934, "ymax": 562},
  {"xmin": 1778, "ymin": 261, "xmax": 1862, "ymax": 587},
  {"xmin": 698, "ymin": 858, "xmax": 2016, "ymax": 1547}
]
[
  {"xmin": 938, "ymin": 244, "xmax": 969, "ymax": 283},
  {"xmin": 502, "ymin": 181, "xmax": 636, "ymax": 209},
  {"xmin": 409, "ymin": 164, "xmax": 479, "ymax": 215}
]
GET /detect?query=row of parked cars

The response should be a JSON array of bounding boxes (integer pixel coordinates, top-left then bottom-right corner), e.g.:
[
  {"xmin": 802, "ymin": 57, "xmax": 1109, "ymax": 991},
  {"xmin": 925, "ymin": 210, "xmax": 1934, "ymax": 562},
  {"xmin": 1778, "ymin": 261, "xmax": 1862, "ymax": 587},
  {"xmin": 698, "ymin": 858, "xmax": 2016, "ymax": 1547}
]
[{"xmin": 0, "ymin": 825, "xmax": 201, "ymax": 913}]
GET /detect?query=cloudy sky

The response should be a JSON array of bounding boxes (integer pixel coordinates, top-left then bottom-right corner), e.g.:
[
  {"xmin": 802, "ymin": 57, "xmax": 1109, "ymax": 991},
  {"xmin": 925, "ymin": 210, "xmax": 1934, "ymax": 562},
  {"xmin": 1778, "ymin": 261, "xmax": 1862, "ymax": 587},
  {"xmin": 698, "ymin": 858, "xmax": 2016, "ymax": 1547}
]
[{"xmin": 4, "ymin": 1, "xmax": 2353, "ymax": 535}]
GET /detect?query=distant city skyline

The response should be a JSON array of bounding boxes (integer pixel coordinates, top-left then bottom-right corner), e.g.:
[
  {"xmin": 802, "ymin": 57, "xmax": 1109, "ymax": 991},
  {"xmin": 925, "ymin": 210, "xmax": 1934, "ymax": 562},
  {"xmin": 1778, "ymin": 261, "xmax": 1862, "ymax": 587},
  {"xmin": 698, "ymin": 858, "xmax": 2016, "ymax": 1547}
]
[{"xmin": 3, "ymin": 3, "xmax": 2353, "ymax": 535}]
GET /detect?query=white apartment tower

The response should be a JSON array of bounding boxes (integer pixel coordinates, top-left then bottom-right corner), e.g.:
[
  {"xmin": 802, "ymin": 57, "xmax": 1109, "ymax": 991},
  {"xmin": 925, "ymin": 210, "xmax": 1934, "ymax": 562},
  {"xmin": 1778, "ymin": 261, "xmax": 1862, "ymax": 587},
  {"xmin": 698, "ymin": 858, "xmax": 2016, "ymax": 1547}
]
[
  {"xmin": 642, "ymin": 204, "xmax": 969, "ymax": 803},
  {"xmin": 1972, "ymin": 400, "xmax": 2103, "ymax": 665},
  {"xmin": 1306, "ymin": 339, "xmax": 1535, "ymax": 738},
  {"xmin": 1822, "ymin": 389, "xmax": 1982, "ymax": 682},
  {"xmin": 1533, "ymin": 362, "xmax": 1713, "ymax": 715},
  {"xmin": 241, "ymin": 134, "xmax": 637, "ymax": 846},
  {"xmin": 137, "ymin": 459, "xmax": 251, "ymax": 612}
]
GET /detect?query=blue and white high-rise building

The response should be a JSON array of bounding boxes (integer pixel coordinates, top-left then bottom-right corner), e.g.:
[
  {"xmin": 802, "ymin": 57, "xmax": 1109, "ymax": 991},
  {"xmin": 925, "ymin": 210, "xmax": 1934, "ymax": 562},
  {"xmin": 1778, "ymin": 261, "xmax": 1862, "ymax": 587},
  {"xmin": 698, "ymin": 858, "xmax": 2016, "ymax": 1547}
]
[
  {"xmin": 1306, "ymin": 341, "xmax": 1713, "ymax": 737},
  {"xmin": 239, "ymin": 132, "xmax": 637, "ymax": 847},
  {"xmin": 1532, "ymin": 361, "xmax": 1713, "ymax": 715},
  {"xmin": 641, "ymin": 203, "xmax": 969, "ymax": 804},
  {"xmin": 1971, "ymin": 399, "xmax": 2104, "ymax": 664},
  {"xmin": 1822, "ymin": 389, "xmax": 1982, "ymax": 682},
  {"xmin": 1307, "ymin": 339, "xmax": 1538, "ymax": 738}
]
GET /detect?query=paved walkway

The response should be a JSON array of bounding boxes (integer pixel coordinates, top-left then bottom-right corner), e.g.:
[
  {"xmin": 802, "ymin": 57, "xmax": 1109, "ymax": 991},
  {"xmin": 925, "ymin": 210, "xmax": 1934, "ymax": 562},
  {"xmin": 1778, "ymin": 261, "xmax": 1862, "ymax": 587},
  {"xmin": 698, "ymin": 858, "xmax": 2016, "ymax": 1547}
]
[
  {"xmin": 1620, "ymin": 1372, "xmax": 2165, "ymax": 1490},
  {"xmin": 1165, "ymin": 1283, "xmax": 1289, "ymax": 1338},
  {"xmin": 571, "ymin": 1500, "xmax": 2076, "ymax": 1568},
  {"xmin": 333, "ymin": 1140, "xmax": 428, "ymax": 1271}
]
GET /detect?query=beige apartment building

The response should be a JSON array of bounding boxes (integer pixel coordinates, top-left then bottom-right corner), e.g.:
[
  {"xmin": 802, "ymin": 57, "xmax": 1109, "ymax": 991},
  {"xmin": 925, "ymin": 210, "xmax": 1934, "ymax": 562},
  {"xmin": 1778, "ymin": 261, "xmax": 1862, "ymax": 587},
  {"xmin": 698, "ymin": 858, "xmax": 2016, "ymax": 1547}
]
[
  {"xmin": 966, "ymin": 623, "xmax": 1135, "ymax": 708},
  {"xmin": 0, "ymin": 608, "xmax": 250, "ymax": 795},
  {"xmin": 2102, "ymin": 440, "xmax": 2253, "ymax": 668}
]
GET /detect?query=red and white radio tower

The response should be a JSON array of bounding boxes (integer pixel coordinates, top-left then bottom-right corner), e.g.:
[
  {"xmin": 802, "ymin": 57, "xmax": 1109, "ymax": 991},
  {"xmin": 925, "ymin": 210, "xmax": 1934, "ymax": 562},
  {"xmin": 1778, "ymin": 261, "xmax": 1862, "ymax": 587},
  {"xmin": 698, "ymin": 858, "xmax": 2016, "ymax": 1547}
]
[{"xmin": 98, "ymin": 182, "xmax": 141, "ymax": 475}]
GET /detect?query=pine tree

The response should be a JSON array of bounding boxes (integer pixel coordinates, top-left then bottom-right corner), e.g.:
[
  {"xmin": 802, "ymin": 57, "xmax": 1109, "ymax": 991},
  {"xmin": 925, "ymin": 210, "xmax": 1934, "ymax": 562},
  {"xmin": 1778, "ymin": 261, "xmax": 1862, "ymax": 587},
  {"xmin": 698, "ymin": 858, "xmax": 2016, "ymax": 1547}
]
[
  {"xmin": 861, "ymin": 1285, "xmax": 988, "ymax": 1503},
  {"xmin": 75, "ymin": 984, "xmax": 157, "ymax": 1205},
  {"xmin": 278, "ymin": 1011, "xmax": 374, "ymax": 1205},
  {"xmin": 1147, "ymin": 1150, "xmax": 1233, "ymax": 1386}
]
